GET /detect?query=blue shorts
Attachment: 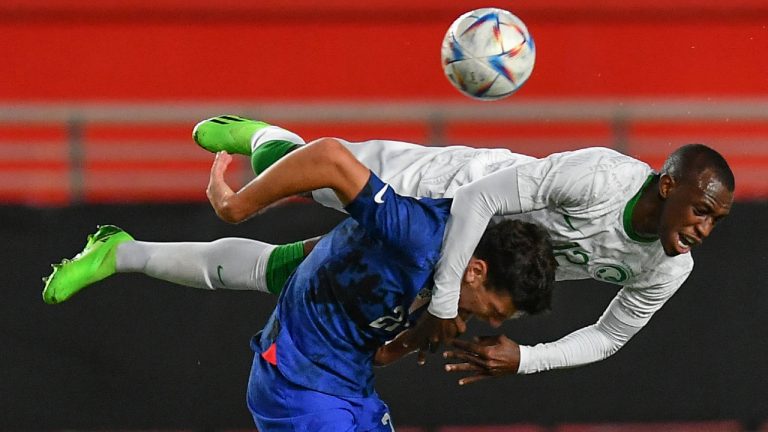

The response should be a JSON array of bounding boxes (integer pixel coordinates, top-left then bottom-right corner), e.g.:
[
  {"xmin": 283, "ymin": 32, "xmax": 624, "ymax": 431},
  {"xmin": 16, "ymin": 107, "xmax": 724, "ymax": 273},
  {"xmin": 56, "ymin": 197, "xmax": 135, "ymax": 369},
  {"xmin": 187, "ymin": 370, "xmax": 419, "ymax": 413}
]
[{"xmin": 246, "ymin": 352, "xmax": 395, "ymax": 432}]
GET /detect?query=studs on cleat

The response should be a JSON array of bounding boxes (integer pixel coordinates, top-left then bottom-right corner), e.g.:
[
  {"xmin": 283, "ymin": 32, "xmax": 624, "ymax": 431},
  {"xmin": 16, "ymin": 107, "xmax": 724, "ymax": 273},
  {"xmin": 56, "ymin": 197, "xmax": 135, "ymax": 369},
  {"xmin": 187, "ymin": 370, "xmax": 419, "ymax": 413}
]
[
  {"xmin": 220, "ymin": 115, "xmax": 246, "ymax": 122},
  {"xmin": 208, "ymin": 115, "xmax": 252, "ymax": 125}
]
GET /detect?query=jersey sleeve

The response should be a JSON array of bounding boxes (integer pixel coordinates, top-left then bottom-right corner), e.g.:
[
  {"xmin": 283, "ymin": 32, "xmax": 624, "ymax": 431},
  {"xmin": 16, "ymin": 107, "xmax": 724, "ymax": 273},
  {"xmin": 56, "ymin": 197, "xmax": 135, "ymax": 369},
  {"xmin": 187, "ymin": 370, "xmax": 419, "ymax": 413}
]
[
  {"xmin": 344, "ymin": 172, "xmax": 449, "ymax": 260},
  {"xmin": 517, "ymin": 270, "xmax": 689, "ymax": 373},
  {"xmin": 428, "ymin": 165, "xmax": 523, "ymax": 318}
]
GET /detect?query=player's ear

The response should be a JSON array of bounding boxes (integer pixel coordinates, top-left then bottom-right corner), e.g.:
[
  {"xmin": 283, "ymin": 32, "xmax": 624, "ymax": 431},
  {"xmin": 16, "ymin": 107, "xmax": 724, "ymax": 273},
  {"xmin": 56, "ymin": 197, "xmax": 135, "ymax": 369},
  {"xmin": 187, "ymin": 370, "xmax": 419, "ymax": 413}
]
[
  {"xmin": 658, "ymin": 173, "xmax": 676, "ymax": 200},
  {"xmin": 465, "ymin": 257, "xmax": 488, "ymax": 285}
]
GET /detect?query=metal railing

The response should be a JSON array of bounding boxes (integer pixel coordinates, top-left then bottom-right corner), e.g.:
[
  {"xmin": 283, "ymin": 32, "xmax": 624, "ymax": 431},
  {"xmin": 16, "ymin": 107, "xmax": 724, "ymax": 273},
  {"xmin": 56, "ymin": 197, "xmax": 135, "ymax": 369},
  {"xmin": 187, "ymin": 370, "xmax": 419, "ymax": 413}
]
[{"xmin": 1, "ymin": 99, "xmax": 766, "ymax": 204}]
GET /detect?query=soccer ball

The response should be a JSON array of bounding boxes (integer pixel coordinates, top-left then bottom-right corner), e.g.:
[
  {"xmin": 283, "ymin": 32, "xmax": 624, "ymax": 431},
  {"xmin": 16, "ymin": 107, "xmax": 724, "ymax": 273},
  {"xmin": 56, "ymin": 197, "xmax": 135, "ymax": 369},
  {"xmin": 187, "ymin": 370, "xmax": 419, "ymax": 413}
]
[{"xmin": 441, "ymin": 8, "xmax": 536, "ymax": 100}]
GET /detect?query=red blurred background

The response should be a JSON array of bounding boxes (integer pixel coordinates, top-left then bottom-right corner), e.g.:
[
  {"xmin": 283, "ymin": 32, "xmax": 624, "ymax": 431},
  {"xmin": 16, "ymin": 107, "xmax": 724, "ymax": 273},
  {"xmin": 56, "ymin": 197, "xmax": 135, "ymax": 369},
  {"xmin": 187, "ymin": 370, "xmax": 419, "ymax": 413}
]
[
  {"xmin": 1, "ymin": 0, "xmax": 767, "ymax": 205},
  {"xmin": 4, "ymin": 3, "xmax": 768, "ymax": 431}
]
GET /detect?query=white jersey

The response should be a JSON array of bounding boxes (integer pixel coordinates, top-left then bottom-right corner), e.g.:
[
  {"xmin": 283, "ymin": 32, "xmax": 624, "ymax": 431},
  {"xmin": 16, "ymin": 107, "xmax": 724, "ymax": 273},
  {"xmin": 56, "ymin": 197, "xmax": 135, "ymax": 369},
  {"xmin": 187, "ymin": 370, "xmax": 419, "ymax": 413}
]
[
  {"xmin": 254, "ymin": 132, "xmax": 694, "ymax": 373},
  {"xmin": 311, "ymin": 138, "xmax": 532, "ymax": 204},
  {"xmin": 503, "ymin": 149, "xmax": 693, "ymax": 373}
]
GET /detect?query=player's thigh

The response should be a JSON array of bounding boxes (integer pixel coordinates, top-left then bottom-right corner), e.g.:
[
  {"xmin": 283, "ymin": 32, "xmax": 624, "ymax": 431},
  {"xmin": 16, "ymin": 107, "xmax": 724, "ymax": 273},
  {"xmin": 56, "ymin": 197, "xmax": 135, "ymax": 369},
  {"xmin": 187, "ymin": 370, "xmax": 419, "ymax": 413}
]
[
  {"xmin": 247, "ymin": 353, "xmax": 357, "ymax": 431},
  {"xmin": 256, "ymin": 409, "xmax": 357, "ymax": 432},
  {"xmin": 353, "ymin": 391, "xmax": 396, "ymax": 432}
]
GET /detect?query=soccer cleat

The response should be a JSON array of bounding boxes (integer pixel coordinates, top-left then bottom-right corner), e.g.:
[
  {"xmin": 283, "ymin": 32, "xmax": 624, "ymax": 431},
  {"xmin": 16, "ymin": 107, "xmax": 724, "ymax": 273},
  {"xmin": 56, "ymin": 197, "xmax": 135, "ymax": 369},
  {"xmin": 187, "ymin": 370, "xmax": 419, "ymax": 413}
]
[
  {"xmin": 192, "ymin": 115, "xmax": 271, "ymax": 156},
  {"xmin": 42, "ymin": 225, "xmax": 134, "ymax": 304}
]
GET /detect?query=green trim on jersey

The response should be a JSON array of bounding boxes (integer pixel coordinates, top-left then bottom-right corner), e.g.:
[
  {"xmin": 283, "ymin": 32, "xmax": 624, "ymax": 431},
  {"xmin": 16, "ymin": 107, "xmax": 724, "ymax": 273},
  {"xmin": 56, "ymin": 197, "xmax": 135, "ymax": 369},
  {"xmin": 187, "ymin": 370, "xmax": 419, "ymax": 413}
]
[
  {"xmin": 623, "ymin": 174, "xmax": 658, "ymax": 243},
  {"xmin": 265, "ymin": 241, "xmax": 306, "ymax": 295},
  {"xmin": 251, "ymin": 140, "xmax": 302, "ymax": 175},
  {"xmin": 563, "ymin": 214, "xmax": 576, "ymax": 230}
]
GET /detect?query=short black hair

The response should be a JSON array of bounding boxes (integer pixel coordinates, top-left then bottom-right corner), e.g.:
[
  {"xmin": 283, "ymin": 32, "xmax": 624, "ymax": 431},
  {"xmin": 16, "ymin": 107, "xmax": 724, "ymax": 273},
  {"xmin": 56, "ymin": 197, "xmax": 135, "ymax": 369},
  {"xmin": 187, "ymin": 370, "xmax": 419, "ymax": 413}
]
[
  {"xmin": 662, "ymin": 144, "xmax": 735, "ymax": 192},
  {"xmin": 473, "ymin": 220, "xmax": 557, "ymax": 315}
]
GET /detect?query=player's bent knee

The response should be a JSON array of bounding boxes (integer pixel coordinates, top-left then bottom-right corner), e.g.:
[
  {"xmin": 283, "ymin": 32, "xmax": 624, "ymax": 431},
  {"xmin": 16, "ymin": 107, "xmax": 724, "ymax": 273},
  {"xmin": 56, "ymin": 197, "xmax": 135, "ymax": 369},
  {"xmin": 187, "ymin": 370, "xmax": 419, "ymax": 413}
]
[
  {"xmin": 303, "ymin": 138, "xmax": 369, "ymax": 202},
  {"xmin": 310, "ymin": 137, "xmax": 363, "ymax": 173},
  {"xmin": 307, "ymin": 137, "xmax": 349, "ymax": 162}
]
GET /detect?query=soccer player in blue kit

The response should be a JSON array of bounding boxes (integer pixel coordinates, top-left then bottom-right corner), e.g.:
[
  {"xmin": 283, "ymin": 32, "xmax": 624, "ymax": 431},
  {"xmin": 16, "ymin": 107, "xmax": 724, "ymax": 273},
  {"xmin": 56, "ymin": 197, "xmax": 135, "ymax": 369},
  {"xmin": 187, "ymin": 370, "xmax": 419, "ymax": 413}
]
[
  {"xmin": 43, "ymin": 136, "xmax": 557, "ymax": 430},
  {"xmin": 204, "ymin": 140, "xmax": 557, "ymax": 430}
]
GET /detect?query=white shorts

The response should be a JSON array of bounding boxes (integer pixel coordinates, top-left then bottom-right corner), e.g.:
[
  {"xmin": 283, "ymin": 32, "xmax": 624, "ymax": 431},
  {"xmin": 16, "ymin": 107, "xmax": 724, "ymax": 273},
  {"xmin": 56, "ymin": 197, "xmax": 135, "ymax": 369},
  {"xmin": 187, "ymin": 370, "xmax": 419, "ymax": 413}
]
[{"xmin": 311, "ymin": 138, "xmax": 537, "ymax": 210}]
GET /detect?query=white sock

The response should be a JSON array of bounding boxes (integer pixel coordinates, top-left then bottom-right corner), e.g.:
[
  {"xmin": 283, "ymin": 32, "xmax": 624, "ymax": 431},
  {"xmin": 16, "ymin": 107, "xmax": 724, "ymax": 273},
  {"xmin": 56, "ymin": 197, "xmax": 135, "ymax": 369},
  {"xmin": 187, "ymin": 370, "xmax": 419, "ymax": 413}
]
[
  {"xmin": 115, "ymin": 238, "xmax": 276, "ymax": 292},
  {"xmin": 251, "ymin": 125, "xmax": 306, "ymax": 152}
]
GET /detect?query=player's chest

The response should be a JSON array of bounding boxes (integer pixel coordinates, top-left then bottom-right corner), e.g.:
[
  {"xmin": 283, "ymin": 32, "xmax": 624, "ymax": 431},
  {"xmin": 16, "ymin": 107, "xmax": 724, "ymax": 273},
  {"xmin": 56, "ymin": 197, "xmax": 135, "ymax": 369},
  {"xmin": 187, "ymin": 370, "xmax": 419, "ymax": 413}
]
[{"xmin": 530, "ymin": 212, "xmax": 654, "ymax": 285}]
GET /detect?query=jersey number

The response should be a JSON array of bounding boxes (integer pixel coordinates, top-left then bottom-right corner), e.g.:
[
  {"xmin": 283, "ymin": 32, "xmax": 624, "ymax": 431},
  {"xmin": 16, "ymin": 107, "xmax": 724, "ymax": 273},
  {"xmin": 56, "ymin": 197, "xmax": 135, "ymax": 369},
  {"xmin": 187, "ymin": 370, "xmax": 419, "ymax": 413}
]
[
  {"xmin": 553, "ymin": 242, "xmax": 590, "ymax": 265},
  {"xmin": 369, "ymin": 306, "xmax": 408, "ymax": 332},
  {"xmin": 381, "ymin": 412, "xmax": 395, "ymax": 431}
]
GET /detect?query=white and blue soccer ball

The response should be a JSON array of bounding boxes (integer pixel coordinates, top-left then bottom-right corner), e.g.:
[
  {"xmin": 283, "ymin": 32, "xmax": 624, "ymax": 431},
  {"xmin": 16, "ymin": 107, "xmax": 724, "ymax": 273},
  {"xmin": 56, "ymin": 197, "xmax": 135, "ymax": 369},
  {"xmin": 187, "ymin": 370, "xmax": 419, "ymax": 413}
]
[{"xmin": 441, "ymin": 8, "xmax": 536, "ymax": 100}]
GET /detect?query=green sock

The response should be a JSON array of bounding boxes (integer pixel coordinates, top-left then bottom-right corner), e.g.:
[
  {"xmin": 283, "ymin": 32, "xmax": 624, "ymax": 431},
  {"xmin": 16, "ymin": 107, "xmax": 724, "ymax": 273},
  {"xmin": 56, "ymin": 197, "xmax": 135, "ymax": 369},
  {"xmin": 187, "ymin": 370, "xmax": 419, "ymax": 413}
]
[
  {"xmin": 251, "ymin": 140, "xmax": 302, "ymax": 175},
  {"xmin": 265, "ymin": 241, "xmax": 306, "ymax": 295}
]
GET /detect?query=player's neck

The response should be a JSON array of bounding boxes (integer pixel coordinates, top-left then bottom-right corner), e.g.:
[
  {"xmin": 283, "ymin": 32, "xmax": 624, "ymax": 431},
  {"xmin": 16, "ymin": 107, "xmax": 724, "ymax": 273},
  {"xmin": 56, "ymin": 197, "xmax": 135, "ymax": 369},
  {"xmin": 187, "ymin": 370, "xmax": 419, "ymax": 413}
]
[{"xmin": 631, "ymin": 175, "xmax": 663, "ymax": 238}]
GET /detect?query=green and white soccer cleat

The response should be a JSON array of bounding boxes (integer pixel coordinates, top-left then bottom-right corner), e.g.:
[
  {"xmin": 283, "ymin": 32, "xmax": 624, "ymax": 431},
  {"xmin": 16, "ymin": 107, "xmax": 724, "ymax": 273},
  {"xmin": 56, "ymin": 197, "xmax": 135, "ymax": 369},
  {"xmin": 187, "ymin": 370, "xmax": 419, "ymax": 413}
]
[
  {"xmin": 42, "ymin": 225, "xmax": 134, "ymax": 304},
  {"xmin": 192, "ymin": 114, "xmax": 271, "ymax": 156}
]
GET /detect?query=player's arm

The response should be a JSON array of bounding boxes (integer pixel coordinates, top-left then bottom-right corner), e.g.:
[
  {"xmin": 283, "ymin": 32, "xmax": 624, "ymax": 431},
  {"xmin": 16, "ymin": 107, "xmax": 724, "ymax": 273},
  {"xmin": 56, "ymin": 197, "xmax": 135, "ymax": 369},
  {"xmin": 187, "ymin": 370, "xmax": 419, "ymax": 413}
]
[
  {"xmin": 429, "ymin": 166, "xmax": 524, "ymax": 318},
  {"xmin": 444, "ymin": 278, "xmax": 684, "ymax": 381},
  {"xmin": 374, "ymin": 330, "xmax": 419, "ymax": 367},
  {"xmin": 516, "ymin": 278, "xmax": 684, "ymax": 373},
  {"xmin": 207, "ymin": 138, "xmax": 369, "ymax": 223},
  {"xmin": 443, "ymin": 312, "xmax": 635, "ymax": 382},
  {"xmin": 398, "ymin": 166, "xmax": 523, "ymax": 355}
]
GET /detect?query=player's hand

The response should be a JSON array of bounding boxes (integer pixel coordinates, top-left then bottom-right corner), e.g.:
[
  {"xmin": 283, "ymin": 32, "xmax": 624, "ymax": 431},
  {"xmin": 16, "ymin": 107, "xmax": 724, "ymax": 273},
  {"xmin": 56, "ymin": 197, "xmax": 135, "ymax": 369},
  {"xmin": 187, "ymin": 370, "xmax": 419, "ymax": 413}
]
[
  {"xmin": 400, "ymin": 312, "xmax": 466, "ymax": 365},
  {"xmin": 210, "ymin": 150, "xmax": 233, "ymax": 181},
  {"xmin": 442, "ymin": 334, "xmax": 520, "ymax": 385},
  {"xmin": 207, "ymin": 151, "xmax": 237, "ymax": 222}
]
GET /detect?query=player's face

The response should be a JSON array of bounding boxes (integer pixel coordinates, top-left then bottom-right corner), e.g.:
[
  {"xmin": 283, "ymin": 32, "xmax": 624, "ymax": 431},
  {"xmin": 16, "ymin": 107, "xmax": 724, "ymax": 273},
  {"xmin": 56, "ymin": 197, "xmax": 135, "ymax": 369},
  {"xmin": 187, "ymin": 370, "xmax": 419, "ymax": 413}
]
[
  {"xmin": 457, "ymin": 282, "xmax": 518, "ymax": 328},
  {"xmin": 657, "ymin": 169, "xmax": 733, "ymax": 257}
]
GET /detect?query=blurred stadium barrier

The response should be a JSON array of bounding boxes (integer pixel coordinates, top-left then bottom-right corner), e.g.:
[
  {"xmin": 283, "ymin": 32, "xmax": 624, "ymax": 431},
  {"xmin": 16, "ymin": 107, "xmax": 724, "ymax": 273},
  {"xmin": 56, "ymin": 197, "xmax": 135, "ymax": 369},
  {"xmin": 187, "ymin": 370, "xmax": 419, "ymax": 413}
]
[{"xmin": 1, "ymin": 99, "xmax": 766, "ymax": 205}]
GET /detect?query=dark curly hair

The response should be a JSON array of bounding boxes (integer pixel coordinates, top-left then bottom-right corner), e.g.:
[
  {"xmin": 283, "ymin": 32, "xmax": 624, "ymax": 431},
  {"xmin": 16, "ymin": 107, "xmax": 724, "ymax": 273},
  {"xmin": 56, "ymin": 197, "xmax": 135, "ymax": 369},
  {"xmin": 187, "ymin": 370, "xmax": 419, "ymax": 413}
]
[{"xmin": 473, "ymin": 219, "xmax": 557, "ymax": 315}]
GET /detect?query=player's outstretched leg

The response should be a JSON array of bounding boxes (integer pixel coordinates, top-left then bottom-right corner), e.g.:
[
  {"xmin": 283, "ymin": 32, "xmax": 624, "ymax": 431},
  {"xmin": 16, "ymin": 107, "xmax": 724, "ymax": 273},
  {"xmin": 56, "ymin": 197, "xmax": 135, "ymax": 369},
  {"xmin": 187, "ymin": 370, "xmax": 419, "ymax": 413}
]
[
  {"xmin": 192, "ymin": 114, "xmax": 305, "ymax": 175},
  {"xmin": 42, "ymin": 225, "xmax": 133, "ymax": 304}
]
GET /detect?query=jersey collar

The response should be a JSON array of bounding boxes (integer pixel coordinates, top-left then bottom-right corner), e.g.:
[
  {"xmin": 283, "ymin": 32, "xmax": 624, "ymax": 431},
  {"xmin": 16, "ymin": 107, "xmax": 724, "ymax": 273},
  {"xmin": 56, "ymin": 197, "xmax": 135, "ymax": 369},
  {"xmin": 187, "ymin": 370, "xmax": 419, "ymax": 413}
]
[{"xmin": 623, "ymin": 174, "xmax": 658, "ymax": 243}]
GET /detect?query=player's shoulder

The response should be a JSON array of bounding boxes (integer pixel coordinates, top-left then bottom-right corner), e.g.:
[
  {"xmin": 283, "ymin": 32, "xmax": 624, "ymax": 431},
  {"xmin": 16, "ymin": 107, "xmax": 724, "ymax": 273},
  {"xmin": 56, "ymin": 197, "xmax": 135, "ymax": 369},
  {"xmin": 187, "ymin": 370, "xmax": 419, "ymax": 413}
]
[
  {"xmin": 656, "ymin": 250, "xmax": 695, "ymax": 275},
  {"xmin": 531, "ymin": 148, "xmax": 652, "ymax": 212},
  {"xmin": 350, "ymin": 178, "xmax": 451, "ymax": 260},
  {"xmin": 525, "ymin": 147, "xmax": 651, "ymax": 189},
  {"xmin": 630, "ymin": 249, "xmax": 694, "ymax": 291},
  {"xmin": 549, "ymin": 147, "xmax": 647, "ymax": 170}
]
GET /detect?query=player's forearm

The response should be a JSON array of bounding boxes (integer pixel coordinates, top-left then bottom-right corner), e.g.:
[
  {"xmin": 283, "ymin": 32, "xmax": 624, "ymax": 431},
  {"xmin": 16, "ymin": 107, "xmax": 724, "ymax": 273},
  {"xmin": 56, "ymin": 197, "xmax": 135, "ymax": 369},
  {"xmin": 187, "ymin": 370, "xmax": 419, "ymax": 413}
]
[
  {"xmin": 517, "ymin": 309, "xmax": 639, "ymax": 374},
  {"xmin": 429, "ymin": 167, "xmax": 523, "ymax": 318},
  {"xmin": 210, "ymin": 138, "xmax": 370, "ymax": 223},
  {"xmin": 207, "ymin": 154, "xmax": 244, "ymax": 223}
]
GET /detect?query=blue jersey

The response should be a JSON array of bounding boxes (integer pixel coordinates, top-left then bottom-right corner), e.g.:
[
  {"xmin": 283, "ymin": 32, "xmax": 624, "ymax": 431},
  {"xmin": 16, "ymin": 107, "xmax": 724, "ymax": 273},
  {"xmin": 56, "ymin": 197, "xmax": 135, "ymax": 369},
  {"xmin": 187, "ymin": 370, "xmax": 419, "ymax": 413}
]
[{"xmin": 253, "ymin": 173, "xmax": 451, "ymax": 398}]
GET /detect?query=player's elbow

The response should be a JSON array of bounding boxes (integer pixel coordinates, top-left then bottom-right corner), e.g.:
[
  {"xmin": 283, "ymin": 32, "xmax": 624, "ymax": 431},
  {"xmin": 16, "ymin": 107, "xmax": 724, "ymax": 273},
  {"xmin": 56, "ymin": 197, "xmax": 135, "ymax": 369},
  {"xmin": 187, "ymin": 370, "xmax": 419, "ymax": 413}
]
[
  {"xmin": 452, "ymin": 181, "xmax": 487, "ymax": 212},
  {"xmin": 215, "ymin": 196, "xmax": 251, "ymax": 224},
  {"xmin": 603, "ymin": 338, "xmax": 624, "ymax": 358},
  {"xmin": 595, "ymin": 327, "xmax": 629, "ymax": 360}
]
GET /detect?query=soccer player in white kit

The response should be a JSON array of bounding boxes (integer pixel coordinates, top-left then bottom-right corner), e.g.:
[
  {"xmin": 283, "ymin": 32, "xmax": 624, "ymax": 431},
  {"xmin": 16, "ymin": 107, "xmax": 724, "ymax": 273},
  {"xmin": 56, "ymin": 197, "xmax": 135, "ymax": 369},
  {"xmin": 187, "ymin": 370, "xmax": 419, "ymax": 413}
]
[
  {"xmin": 189, "ymin": 115, "xmax": 735, "ymax": 380},
  {"xmin": 50, "ymin": 114, "xmax": 729, "ymax": 381}
]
